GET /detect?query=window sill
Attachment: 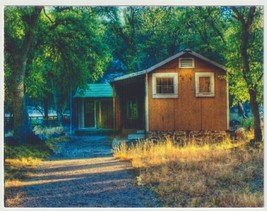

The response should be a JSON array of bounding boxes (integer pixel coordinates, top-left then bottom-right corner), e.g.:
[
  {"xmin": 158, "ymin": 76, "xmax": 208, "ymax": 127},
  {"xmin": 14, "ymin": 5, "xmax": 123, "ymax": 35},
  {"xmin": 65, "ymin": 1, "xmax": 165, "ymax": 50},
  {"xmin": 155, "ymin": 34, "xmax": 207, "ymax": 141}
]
[
  {"xmin": 196, "ymin": 93, "xmax": 215, "ymax": 97},
  {"xmin": 152, "ymin": 94, "xmax": 178, "ymax": 99}
]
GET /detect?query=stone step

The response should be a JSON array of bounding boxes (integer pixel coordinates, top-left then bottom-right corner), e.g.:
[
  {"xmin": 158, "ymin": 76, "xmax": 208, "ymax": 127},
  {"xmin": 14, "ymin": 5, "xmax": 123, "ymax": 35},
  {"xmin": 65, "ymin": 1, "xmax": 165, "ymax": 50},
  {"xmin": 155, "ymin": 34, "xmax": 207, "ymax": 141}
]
[
  {"xmin": 75, "ymin": 129, "xmax": 116, "ymax": 136},
  {"xmin": 127, "ymin": 133, "xmax": 145, "ymax": 140},
  {"xmin": 136, "ymin": 130, "xmax": 145, "ymax": 134}
]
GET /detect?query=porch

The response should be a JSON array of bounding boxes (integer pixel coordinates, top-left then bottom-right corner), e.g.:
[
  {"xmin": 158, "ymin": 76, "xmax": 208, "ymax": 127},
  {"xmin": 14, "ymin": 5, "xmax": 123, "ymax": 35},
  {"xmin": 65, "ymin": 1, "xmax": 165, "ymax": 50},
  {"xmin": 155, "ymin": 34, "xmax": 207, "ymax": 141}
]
[{"xmin": 112, "ymin": 74, "xmax": 146, "ymax": 133}]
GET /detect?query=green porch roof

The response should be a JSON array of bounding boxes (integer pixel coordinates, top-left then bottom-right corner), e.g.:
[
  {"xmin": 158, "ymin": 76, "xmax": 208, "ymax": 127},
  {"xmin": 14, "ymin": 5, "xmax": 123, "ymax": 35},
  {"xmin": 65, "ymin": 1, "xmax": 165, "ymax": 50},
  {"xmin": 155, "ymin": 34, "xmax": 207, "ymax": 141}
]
[{"xmin": 73, "ymin": 83, "xmax": 113, "ymax": 98}]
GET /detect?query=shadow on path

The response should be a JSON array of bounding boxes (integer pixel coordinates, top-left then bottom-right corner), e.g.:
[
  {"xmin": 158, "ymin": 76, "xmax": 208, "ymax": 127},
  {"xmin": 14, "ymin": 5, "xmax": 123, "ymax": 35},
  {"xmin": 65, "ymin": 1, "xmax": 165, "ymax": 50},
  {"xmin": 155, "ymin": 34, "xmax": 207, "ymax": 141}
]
[{"xmin": 7, "ymin": 135, "xmax": 159, "ymax": 207}]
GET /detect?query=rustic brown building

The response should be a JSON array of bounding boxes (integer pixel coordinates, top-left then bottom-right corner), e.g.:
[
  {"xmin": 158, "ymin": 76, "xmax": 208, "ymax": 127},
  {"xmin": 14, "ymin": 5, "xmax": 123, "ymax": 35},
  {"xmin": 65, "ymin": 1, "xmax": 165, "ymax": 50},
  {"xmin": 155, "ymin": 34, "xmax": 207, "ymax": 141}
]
[{"xmin": 111, "ymin": 49, "xmax": 229, "ymax": 133}]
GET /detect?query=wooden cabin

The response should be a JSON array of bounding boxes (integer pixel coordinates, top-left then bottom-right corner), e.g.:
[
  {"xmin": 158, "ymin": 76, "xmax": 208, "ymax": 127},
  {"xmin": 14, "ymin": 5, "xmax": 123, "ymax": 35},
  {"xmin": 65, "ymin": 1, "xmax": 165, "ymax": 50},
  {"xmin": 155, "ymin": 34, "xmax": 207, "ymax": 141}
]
[
  {"xmin": 72, "ymin": 84, "xmax": 114, "ymax": 132},
  {"xmin": 111, "ymin": 49, "xmax": 229, "ymax": 133}
]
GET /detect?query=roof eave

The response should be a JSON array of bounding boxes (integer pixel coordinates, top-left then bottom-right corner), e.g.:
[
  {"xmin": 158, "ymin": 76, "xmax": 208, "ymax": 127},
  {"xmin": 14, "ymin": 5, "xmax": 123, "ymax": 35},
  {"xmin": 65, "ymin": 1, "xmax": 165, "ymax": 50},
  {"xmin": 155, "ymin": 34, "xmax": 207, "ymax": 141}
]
[
  {"xmin": 110, "ymin": 69, "xmax": 147, "ymax": 83},
  {"xmin": 189, "ymin": 51, "xmax": 227, "ymax": 71},
  {"xmin": 111, "ymin": 49, "xmax": 227, "ymax": 83}
]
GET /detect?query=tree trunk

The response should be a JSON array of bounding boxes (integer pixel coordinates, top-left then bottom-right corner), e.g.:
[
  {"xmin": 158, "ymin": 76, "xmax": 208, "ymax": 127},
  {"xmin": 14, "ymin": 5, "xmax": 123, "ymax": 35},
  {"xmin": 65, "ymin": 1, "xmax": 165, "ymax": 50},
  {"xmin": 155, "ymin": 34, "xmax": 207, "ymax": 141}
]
[
  {"xmin": 238, "ymin": 101, "xmax": 247, "ymax": 118},
  {"xmin": 51, "ymin": 81, "xmax": 63, "ymax": 126},
  {"xmin": 249, "ymin": 89, "xmax": 262, "ymax": 141},
  {"xmin": 43, "ymin": 97, "xmax": 49, "ymax": 126},
  {"xmin": 12, "ymin": 70, "xmax": 30, "ymax": 145},
  {"xmin": 7, "ymin": 7, "xmax": 43, "ymax": 145}
]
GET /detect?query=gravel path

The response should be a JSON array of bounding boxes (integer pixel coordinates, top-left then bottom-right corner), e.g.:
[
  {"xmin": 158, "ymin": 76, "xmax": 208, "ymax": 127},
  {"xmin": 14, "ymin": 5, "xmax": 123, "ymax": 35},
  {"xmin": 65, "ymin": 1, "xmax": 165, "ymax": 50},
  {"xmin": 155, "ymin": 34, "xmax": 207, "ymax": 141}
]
[{"xmin": 17, "ymin": 136, "xmax": 159, "ymax": 207}]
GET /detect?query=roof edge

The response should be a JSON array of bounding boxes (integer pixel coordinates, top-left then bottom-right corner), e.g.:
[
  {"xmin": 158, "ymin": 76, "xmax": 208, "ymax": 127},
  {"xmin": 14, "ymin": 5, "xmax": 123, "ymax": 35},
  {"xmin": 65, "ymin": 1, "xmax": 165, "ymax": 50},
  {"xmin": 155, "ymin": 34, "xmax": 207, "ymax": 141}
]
[{"xmin": 111, "ymin": 49, "xmax": 226, "ymax": 83}]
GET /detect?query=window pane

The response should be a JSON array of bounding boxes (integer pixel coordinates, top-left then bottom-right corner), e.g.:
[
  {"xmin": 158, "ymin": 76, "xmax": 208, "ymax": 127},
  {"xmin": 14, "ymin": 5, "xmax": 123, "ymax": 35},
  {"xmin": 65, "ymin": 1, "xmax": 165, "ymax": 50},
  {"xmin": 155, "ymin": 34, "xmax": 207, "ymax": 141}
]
[
  {"xmin": 199, "ymin": 77, "xmax": 210, "ymax": 93},
  {"xmin": 156, "ymin": 77, "xmax": 174, "ymax": 94},
  {"xmin": 156, "ymin": 85, "xmax": 162, "ymax": 93},
  {"xmin": 127, "ymin": 97, "xmax": 138, "ymax": 119}
]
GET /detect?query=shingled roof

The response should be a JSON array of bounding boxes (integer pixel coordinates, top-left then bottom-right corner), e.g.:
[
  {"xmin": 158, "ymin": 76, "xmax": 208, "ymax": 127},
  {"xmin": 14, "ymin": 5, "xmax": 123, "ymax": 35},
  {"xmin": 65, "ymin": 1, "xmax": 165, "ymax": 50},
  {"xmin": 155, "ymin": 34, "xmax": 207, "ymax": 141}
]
[{"xmin": 73, "ymin": 83, "xmax": 113, "ymax": 98}]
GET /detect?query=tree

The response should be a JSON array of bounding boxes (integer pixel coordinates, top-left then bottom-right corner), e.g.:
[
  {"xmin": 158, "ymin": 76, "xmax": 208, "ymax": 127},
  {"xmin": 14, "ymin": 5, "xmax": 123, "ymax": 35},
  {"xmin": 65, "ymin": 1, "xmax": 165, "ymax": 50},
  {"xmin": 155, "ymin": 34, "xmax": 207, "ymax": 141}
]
[
  {"xmin": 5, "ymin": 6, "xmax": 111, "ymax": 143},
  {"xmin": 5, "ymin": 6, "xmax": 43, "ymax": 145},
  {"xmin": 35, "ymin": 7, "xmax": 111, "ymax": 125},
  {"xmin": 22, "ymin": 7, "xmax": 111, "ymax": 126},
  {"xmin": 226, "ymin": 6, "xmax": 263, "ymax": 141}
]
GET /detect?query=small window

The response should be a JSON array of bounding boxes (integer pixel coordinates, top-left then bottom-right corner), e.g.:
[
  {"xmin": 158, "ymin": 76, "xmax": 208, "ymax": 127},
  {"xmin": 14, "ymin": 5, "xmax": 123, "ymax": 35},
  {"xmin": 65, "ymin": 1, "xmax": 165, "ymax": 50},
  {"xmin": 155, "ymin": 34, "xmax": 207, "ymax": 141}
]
[
  {"xmin": 127, "ymin": 97, "xmax": 138, "ymax": 119},
  {"xmin": 152, "ymin": 73, "xmax": 178, "ymax": 98},
  {"xmin": 179, "ymin": 58, "xmax": 195, "ymax": 68},
  {"xmin": 195, "ymin": 72, "xmax": 215, "ymax": 97}
]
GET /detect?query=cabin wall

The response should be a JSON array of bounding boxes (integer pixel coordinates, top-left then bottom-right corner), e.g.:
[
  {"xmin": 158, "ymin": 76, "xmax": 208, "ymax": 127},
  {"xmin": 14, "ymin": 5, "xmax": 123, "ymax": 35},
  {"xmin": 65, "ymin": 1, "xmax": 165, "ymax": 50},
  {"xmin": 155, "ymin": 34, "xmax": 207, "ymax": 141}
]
[{"xmin": 148, "ymin": 55, "xmax": 227, "ymax": 131}]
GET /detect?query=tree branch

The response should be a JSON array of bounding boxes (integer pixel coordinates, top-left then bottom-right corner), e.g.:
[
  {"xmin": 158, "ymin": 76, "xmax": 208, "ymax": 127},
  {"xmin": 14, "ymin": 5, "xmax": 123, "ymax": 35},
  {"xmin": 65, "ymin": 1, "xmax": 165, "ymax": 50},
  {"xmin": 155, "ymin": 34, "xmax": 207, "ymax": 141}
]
[
  {"xmin": 43, "ymin": 7, "xmax": 55, "ymax": 24},
  {"xmin": 231, "ymin": 6, "xmax": 246, "ymax": 26},
  {"xmin": 20, "ymin": 6, "xmax": 43, "ymax": 61},
  {"xmin": 254, "ymin": 72, "xmax": 264, "ymax": 89},
  {"xmin": 246, "ymin": 6, "xmax": 256, "ymax": 28}
]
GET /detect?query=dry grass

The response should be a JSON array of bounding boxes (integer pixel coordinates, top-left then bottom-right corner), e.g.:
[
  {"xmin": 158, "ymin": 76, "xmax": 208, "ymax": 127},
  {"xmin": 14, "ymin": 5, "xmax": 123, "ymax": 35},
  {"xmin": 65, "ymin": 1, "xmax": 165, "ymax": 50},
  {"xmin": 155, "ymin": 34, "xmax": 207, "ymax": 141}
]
[
  {"xmin": 4, "ymin": 191, "xmax": 25, "ymax": 207},
  {"xmin": 4, "ymin": 148, "xmax": 48, "ymax": 207},
  {"xmin": 114, "ymin": 133, "xmax": 264, "ymax": 207}
]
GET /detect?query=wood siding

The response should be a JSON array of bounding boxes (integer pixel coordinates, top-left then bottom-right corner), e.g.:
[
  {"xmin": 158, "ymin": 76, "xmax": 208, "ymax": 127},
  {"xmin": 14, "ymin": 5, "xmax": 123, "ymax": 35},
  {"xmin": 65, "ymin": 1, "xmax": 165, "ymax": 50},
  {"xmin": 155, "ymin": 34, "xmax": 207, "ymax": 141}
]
[{"xmin": 148, "ymin": 55, "xmax": 227, "ymax": 131}]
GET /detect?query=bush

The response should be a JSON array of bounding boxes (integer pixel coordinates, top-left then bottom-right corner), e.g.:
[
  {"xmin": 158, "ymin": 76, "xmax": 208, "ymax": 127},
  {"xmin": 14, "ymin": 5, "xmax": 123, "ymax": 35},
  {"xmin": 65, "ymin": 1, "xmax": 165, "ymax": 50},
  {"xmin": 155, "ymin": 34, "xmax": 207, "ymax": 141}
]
[
  {"xmin": 33, "ymin": 125, "xmax": 65, "ymax": 140},
  {"xmin": 241, "ymin": 117, "xmax": 254, "ymax": 130}
]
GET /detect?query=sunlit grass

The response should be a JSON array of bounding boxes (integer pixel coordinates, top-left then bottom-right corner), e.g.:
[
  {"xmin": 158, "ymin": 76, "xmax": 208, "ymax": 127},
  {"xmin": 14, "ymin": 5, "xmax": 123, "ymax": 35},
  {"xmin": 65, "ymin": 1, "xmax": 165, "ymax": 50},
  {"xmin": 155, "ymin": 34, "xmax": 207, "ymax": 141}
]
[
  {"xmin": 113, "ymin": 133, "xmax": 264, "ymax": 207},
  {"xmin": 4, "ymin": 136, "xmax": 69, "ymax": 207}
]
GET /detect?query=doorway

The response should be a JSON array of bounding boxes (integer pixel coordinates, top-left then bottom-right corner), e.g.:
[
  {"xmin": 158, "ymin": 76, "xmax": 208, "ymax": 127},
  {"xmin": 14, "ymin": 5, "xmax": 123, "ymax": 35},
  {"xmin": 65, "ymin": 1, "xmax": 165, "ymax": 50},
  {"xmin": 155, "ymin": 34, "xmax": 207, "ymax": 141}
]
[
  {"xmin": 81, "ymin": 99, "xmax": 113, "ymax": 129},
  {"xmin": 84, "ymin": 101, "xmax": 95, "ymax": 128}
]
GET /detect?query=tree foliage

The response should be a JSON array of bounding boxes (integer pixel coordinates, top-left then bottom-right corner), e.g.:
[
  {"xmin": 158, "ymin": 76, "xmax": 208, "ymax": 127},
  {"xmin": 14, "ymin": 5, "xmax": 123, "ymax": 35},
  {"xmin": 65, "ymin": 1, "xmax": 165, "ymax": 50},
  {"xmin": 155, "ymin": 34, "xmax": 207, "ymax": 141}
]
[
  {"xmin": 26, "ymin": 7, "xmax": 111, "ymax": 124},
  {"xmin": 226, "ymin": 6, "xmax": 263, "ymax": 141},
  {"xmin": 4, "ymin": 6, "xmax": 264, "ymax": 143},
  {"xmin": 225, "ymin": 6, "xmax": 263, "ymax": 105}
]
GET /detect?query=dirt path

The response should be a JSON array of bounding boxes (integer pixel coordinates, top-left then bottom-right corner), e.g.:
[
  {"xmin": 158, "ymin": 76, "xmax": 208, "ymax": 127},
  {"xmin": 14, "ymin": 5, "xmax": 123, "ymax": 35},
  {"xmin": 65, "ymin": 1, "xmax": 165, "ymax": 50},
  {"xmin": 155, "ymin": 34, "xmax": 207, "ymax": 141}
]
[{"xmin": 17, "ymin": 136, "xmax": 159, "ymax": 207}]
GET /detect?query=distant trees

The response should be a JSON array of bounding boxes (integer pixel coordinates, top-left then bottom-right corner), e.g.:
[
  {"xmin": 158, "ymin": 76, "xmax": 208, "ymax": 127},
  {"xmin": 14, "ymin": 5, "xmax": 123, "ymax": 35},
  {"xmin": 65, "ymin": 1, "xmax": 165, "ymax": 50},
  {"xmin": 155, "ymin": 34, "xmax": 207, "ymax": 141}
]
[{"xmin": 101, "ymin": 6, "xmax": 227, "ymax": 72}]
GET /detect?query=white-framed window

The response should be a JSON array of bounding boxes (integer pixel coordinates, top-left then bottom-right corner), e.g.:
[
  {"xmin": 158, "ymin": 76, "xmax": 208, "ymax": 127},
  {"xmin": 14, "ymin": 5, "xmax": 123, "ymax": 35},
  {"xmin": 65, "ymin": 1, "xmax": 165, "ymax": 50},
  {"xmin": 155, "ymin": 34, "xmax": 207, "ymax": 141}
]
[
  {"xmin": 179, "ymin": 58, "xmax": 195, "ymax": 68},
  {"xmin": 195, "ymin": 72, "xmax": 215, "ymax": 97},
  {"xmin": 152, "ymin": 73, "xmax": 178, "ymax": 98}
]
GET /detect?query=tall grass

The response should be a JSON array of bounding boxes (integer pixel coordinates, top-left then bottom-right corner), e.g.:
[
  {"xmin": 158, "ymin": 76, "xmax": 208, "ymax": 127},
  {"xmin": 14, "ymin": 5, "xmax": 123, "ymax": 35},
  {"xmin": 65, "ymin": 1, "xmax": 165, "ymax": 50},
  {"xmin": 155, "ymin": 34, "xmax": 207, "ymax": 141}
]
[{"xmin": 114, "ymin": 136, "xmax": 263, "ymax": 207}]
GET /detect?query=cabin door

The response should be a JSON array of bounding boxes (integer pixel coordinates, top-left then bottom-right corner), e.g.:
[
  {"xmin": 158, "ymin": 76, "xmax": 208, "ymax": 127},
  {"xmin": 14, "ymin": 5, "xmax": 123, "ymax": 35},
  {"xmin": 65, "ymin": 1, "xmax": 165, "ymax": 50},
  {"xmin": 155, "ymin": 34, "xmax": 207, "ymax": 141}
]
[
  {"xmin": 124, "ymin": 95, "xmax": 145, "ymax": 129},
  {"xmin": 84, "ymin": 100, "xmax": 95, "ymax": 127}
]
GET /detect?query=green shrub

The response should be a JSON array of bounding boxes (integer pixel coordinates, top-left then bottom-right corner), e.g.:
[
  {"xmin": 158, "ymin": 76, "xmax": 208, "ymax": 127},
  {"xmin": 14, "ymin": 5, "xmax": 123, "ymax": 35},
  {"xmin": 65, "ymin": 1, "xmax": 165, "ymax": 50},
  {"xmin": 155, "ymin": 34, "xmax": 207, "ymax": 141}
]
[
  {"xmin": 5, "ymin": 136, "xmax": 70, "ymax": 160},
  {"xmin": 45, "ymin": 136, "xmax": 69, "ymax": 151},
  {"xmin": 241, "ymin": 117, "xmax": 254, "ymax": 130},
  {"xmin": 4, "ymin": 144, "xmax": 50, "ymax": 160}
]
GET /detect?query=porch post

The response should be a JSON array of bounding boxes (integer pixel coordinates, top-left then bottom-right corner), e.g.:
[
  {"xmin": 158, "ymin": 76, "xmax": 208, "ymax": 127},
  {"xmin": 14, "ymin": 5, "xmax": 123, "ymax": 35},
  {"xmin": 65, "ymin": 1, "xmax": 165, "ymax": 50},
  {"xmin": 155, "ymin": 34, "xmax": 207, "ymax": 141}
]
[
  {"xmin": 145, "ymin": 73, "xmax": 149, "ymax": 132},
  {"xmin": 81, "ymin": 98, "xmax": 84, "ymax": 128},
  {"xmin": 226, "ymin": 72, "xmax": 230, "ymax": 130},
  {"xmin": 112, "ymin": 84, "xmax": 116, "ymax": 134},
  {"xmin": 94, "ymin": 100, "xmax": 97, "ymax": 128}
]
